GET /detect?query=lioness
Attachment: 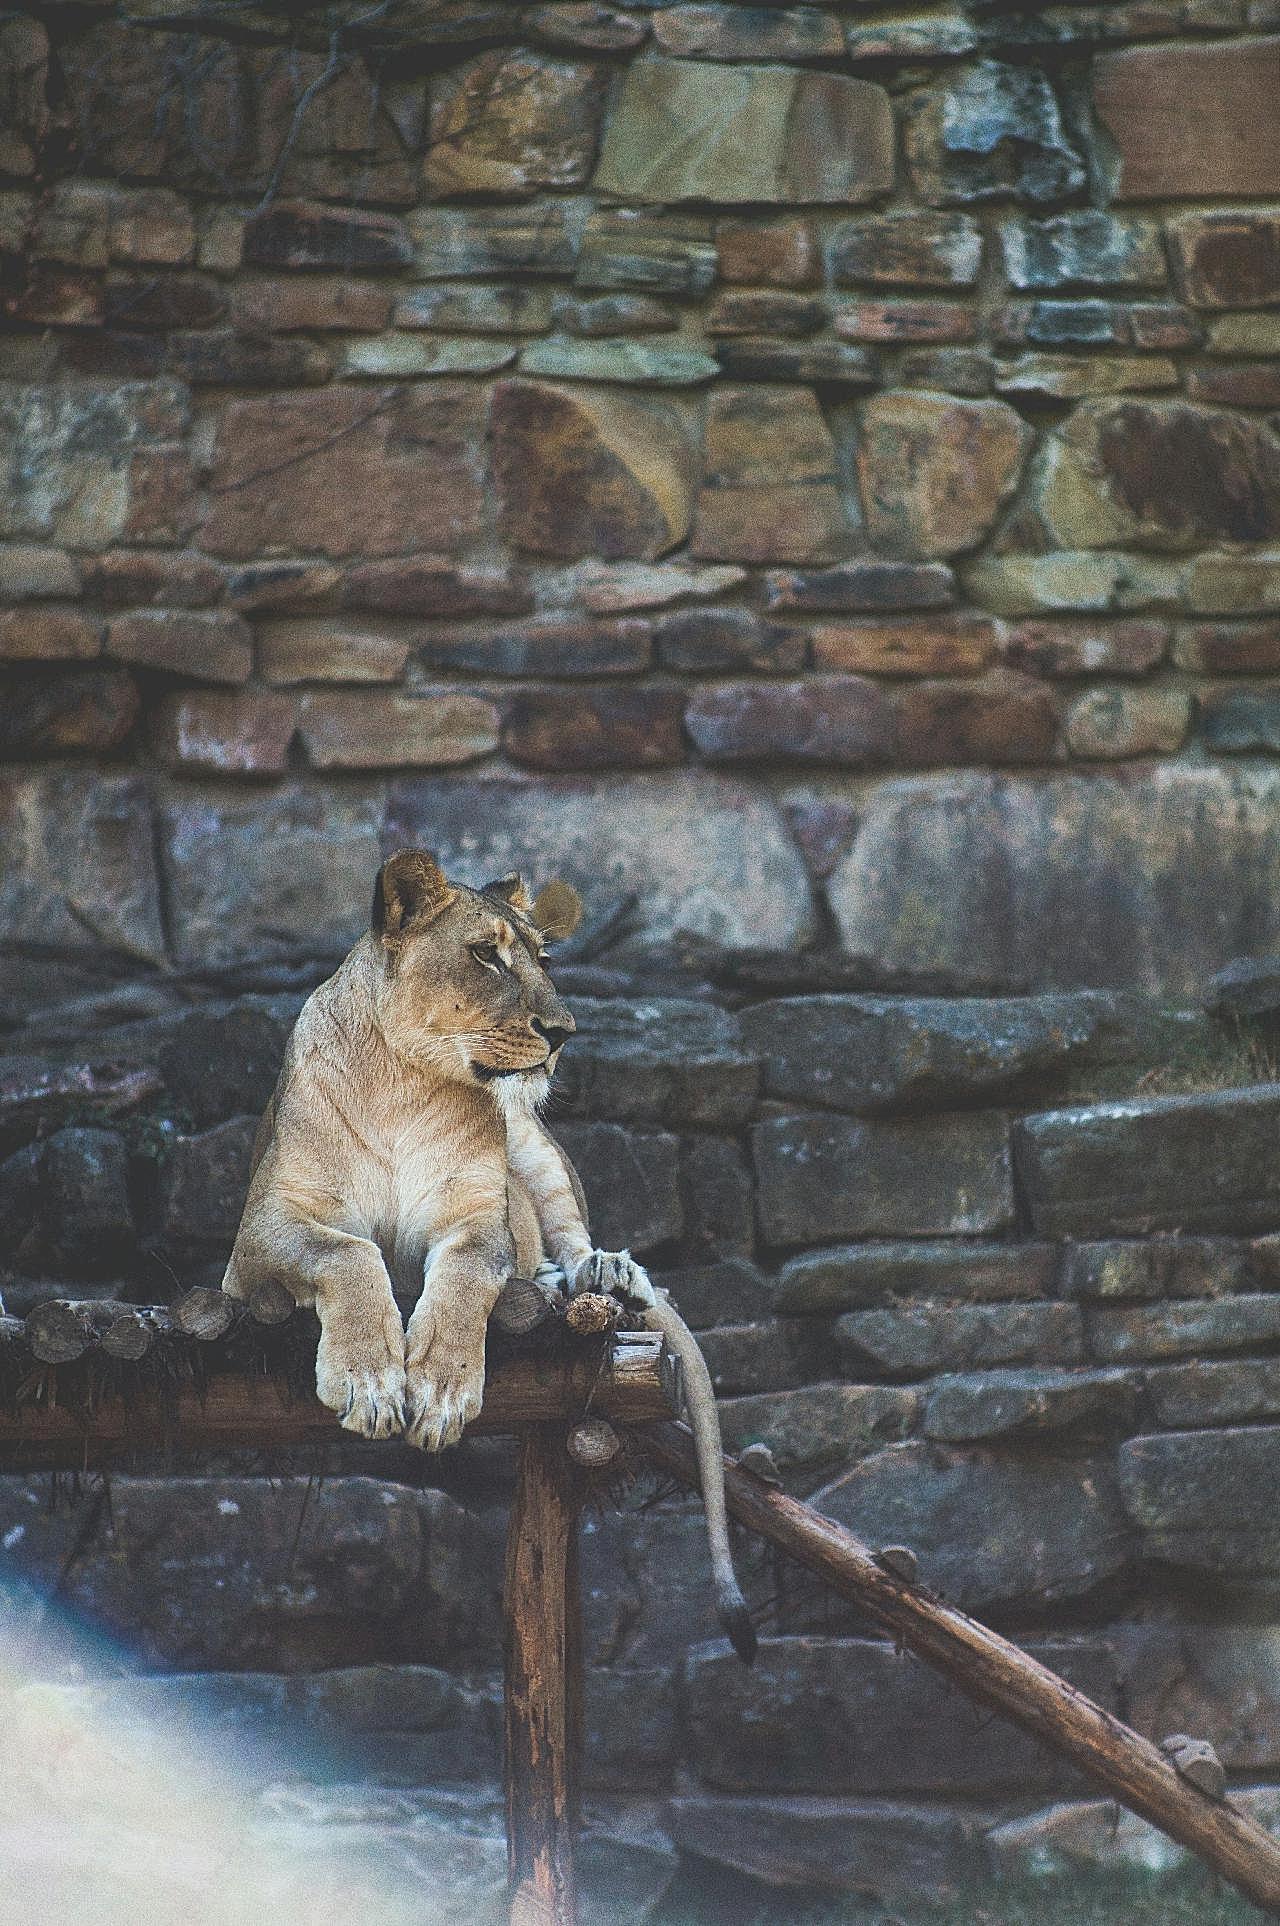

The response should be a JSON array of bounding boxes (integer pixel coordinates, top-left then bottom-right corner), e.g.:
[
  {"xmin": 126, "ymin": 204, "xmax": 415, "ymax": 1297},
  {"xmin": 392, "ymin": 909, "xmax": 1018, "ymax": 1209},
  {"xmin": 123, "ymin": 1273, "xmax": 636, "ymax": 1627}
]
[{"xmin": 222, "ymin": 849, "xmax": 755, "ymax": 1661}]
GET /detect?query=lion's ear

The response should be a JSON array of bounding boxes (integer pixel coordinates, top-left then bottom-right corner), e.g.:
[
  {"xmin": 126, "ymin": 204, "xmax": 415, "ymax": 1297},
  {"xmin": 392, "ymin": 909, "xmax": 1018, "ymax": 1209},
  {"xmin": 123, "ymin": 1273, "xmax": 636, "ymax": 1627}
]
[
  {"xmin": 372, "ymin": 850, "xmax": 456, "ymax": 941},
  {"xmin": 483, "ymin": 873, "xmax": 532, "ymax": 914},
  {"xmin": 531, "ymin": 879, "xmax": 583, "ymax": 942}
]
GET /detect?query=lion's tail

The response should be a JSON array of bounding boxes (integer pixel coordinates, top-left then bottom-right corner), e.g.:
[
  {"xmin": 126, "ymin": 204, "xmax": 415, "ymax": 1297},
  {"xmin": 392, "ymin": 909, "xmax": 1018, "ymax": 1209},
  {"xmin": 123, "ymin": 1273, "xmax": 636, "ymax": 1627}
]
[{"xmin": 643, "ymin": 1294, "xmax": 757, "ymax": 1666}]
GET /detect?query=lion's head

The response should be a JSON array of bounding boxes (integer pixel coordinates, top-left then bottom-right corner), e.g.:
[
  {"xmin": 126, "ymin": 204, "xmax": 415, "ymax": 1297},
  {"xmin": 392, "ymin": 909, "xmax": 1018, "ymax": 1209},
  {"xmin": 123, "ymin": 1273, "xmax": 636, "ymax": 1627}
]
[{"xmin": 369, "ymin": 849, "xmax": 582, "ymax": 1096}]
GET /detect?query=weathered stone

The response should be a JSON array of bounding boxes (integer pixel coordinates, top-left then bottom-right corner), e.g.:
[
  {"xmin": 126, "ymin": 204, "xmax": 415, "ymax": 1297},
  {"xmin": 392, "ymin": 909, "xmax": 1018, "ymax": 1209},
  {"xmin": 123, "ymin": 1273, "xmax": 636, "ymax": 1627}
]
[
  {"xmin": 552, "ymin": 1122, "xmax": 680, "ymax": 1252},
  {"xmin": 995, "ymin": 297, "xmax": 1130, "ymax": 348},
  {"xmin": 594, "ymin": 59, "xmax": 894, "ymax": 205},
  {"xmin": 551, "ymin": 291, "xmax": 675, "ymax": 336},
  {"xmin": 908, "ymin": 347, "xmax": 996, "ymax": 394},
  {"xmin": 0, "ymin": 545, "xmax": 81, "ymax": 602},
  {"xmin": 420, "ymin": 615, "xmax": 651, "ymax": 679},
  {"xmin": 685, "ymin": 677, "xmax": 892, "ymax": 766},
  {"xmin": 259, "ymin": 619, "xmax": 410, "ymax": 685},
  {"xmin": 567, "ymin": 559, "xmax": 744, "ymax": 613},
  {"xmin": 667, "ymin": 1794, "xmax": 985, "ymax": 1903},
  {"xmin": 503, "ymin": 687, "xmax": 684, "ymax": 770},
  {"xmin": 519, "ymin": 338, "xmax": 718, "ymax": 385},
  {"xmin": 0, "ymin": 605, "xmax": 100, "ymax": 662},
  {"xmin": 38, "ymin": 1125, "xmax": 135, "ymax": 1274},
  {"xmin": 106, "ymin": 611, "xmax": 252, "ymax": 685},
  {"xmin": 1188, "ymin": 362, "xmax": 1280, "ymax": 407},
  {"xmin": 0, "ymin": 668, "xmax": 137, "ymax": 757},
  {"xmin": 653, "ymin": 1258, "xmax": 771, "ymax": 1331},
  {"xmin": 344, "ymin": 559, "xmax": 531, "ymax": 620},
  {"xmin": 896, "ymin": 675, "xmax": 1060, "ymax": 766},
  {"xmin": 576, "ymin": 209, "xmax": 716, "ymax": 295},
  {"xmin": 904, "ymin": 61, "xmax": 1086, "ymax": 205},
  {"xmin": 394, "ymin": 283, "xmax": 552, "ymax": 334},
  {"xmin": 525, "ymin": 4, "xmax": 647, "ymax": 52},
  {"xmin": 553, "ymin": 997, "xmax": 756, "ymax": 1127},
  {"xmin": 492, "ymin": 380, "xmax": 697, "ymax": 562},
  {"xmin": 1001, "ymin": 214, "xmax": 1165, "ymax": 291},
  {"xmin": 158, "ymin": 1115, "xmax": 257, "ymax": 1251},
  {"xmin": 827, "ymin": 764, "xmax": 1280, "ymax": 995},
  {"xmin": 693, "ymin": 385, "xmax": 846, "ymax": 564},
  {"xmin": 427, "ymin": 51, "xmax": 605, "ymax": 195},
  {"xmin": 1000, "ymin": 618, "xmax": 1168, "ymax": 677},
  {"xmin": 297, "ymin": 692, "xmax": 499, "ymax": 770},
  {"xmin": 679, "ymin": 1132, "xmax": 754, "ymax": 1258},
  {"xmin": 408, "ymin": 201, "xmax": 579, "ymax": 278},
  {"xmin": 106, "ymin": 188, "xmax": 196, "ymax": 268},
  {"xmin": 768, "ymin": 562, "xmax": 956, "ymax": 617},
  {"xmin": 694, "ymin": 1320, "xmax": 811, "ymax": 1394},
  {"xmin": 1200, "ymin": 683, "xmax": 1280, "ymax": 751},
  {"xmin": 833, "ymin": 299, "xmax": 976, "ymax": 345},
  {"xmin": 654, "ymin": 607, "xmax": 803, "ymax": 674},
  {"xmin": 0, "ymin": 770, "xmax": 162, "ymax": 963},
  {"xmin": 923, "ymin": 1367, "xmax": 1136, "ymax": 1442},
  {"xmin": 204, "ymin": 386, "xmax": 487, "ymax": 560},
  {"xmin": 814, "ymin": 1441, "xmax": 1130, "ymax": 1610},
  {"xmin": 741, "ymin": 991, "xmax": 1127, "ymax": 1116},
  {"xmin": 984, "ymin": 1797, "xmax": 1191, "ymax": 1880},
  {"xmin": 1, "ymin": 378, "xmax": 186, "ymax": 549},
  {"xmin": 1186, "ymin": 550, "xmax": 1280, "ymax": 615},
  {"xmin": 1120, "ymin": 1621, "xmax": 1280, "ymax": 1772},
  {"xmin": 1119, "ymin": 1426, "xmax": 1280, "ymax": 1573},
  {"xmin": 685, "ymin": 1634, "xmax": 1120, "ymax": 1793},
  {"xmin": 717, "ymin": 1384, "xmax": 917, "ymax": 1488},
  {"xmin": 385, "ymin": 769, "xmax": 813, "ymax": 951},
  {"xmin": 161, "ymin": 783, "xmax": 384, "ymax": 966},
  {"xmin": 1065, "ymin": 686, "xmax": 1191, "ymax": 759},
  {"xmin": 1033, "ymin": 400, "xmax": 1280, "ymax": 552},
  {"xmin": 1015, "ymin": 1086, "xmax": 1280, "ymax": 1237},
  {"xmin": 1059, "ymin": 1241, "xmax": 1160, "ymax": 1301},
  {"xmin": 1146, "ymin": 1358, "xmax": 1280, "ymax": 1428},
  {"xmin": 1169, "ymin": 209, "xmax": 1280, "ymax": 308},
  {"xmin": 151, "ymin": 691, "xmax": 297, "ymax": 776},
  {"xmin": 995, "ymin": 354, "xmax": 1181, "ymax": 401},
  {"xmin": 1207, "ymin": 955, "xmax": 1280, "ymax": 1018},
  {"xmin": 775, "ymin": 1241, "xmax": 1055, "ymax": 1315},
  {"xmin": 836, "ymin": 1302, "xmax": 1084, "ymax": 1379},
  {"xmin": 813, "ymin": 616, "xmax": 995, "ymax": 677},
  {"xmin": 1089, "ymin": 1294, "xmax": 1280, "ymax": 1362},
  {"xmin": 829, "ymin": 213, "xmax": 983, "ymax": 289},
  {"xmin": 965, "ymin": 551, "xmax": 1182, "ymax": 616},
  {"xmin": 652, "ymin": 5, "xmax": 843, "ymax": 59},
  {"xmin": 846, "ymin": 12, "xmax": 979, "ymax": 59},
  {"xmin": 753, "ymin": 1111, "xmax": 1013, "ymax": 1246},
  {"xmin": 714, "ymin": 340, "xmax": 879, "ymax": 387},
  {"xmin": 0, "ymin": 18, "xmax": 48, "ymax": 176},
  {"xmin": 1094, "ymin": 38, "xmax": 1280, "ymax": 198},
  {"xmin": 83, "ymin": 550, "xmax": 223, "ymax": 610},
  {"xmin": 857, "ymin": 393, "xmax": 1030, "ymax": 560},
  {"xmin": 716, "ymin": 215, "xmax": 816, "ymax": 287},
  {"xmin": 89, "ymin": 995, "xmax": 301, "ymax": 1132},
  {"xmin": 339, "ymin": 336, "xmax": 514, "ymax": 378}
]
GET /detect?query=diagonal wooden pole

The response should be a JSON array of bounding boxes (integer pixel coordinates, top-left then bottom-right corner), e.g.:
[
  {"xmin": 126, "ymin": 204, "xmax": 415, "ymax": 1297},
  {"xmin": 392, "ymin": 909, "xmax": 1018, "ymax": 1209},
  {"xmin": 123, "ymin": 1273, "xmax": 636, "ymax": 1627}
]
[
  {"xmin": 640, "ymin": 1419, "xmax": 1280, "ymax": 1921},
  {"xmin": 504, "ymin": 1426, "xmax": 582, "ymax": 1926}
]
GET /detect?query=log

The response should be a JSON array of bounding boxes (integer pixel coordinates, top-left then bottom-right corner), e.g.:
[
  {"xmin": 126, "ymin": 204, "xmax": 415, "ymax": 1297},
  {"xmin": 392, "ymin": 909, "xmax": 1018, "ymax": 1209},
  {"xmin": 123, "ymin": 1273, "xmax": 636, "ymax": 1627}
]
[
  {"xmin": 101, "ymin": 1306, "xmax": 169, "ymax": 1361},
  {"xmin": 25, "ymin": 1299, "xmax": 136, "ymax": 1364},
  {"xmin": 491, "ymin": 1276, "xmax": 554, "ymax": 1339},
  {"xmin": 0, "ymin": 1333, "xmax": 671, "ymax": 1465},
  {"xmin": 170, "ymin": 1287, "xmax": 236, "ymax": 1341},
  {"xmin": 246, "ymin": 1278, "xmax": 295, "ymax": 1327},
  {"xmin": 504, "ymin": 1429, "xmax": 581, "ymax": 1926},
  {"xmin": 639, "ymin": 1420, "xmax": 1280, "ymax": 1921}
]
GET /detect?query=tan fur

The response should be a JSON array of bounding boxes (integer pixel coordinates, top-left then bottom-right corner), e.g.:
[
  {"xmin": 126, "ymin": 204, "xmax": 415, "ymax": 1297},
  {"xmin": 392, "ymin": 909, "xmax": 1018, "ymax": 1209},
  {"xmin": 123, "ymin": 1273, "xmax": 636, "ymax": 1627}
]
[{"xmin": 223, "ymin": 849, "xmax": 754, "ymax": 1654}]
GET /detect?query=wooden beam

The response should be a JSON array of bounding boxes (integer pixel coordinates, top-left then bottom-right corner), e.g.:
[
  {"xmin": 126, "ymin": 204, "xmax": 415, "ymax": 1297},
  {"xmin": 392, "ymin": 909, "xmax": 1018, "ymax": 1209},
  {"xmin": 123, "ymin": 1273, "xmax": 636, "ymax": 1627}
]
[
  {"xmin": 0, "ymin": 1333, "xmax": 671, "ymax": 1466},
  {"xmin": 504, "ymin": 1428, "xmax": 582, "ymax": 1926},
  {"xmin": 639, "ymin": 1420, "xmax": 1280, "ymax": 1921}
]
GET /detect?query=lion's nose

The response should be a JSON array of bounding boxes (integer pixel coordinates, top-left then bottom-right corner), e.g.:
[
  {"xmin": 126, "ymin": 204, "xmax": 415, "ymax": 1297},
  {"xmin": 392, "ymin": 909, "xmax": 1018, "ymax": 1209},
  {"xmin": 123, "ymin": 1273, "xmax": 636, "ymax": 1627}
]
[{"xmin": 531, "ymin": 1018, "xmax": 573, "ymax": 1053}]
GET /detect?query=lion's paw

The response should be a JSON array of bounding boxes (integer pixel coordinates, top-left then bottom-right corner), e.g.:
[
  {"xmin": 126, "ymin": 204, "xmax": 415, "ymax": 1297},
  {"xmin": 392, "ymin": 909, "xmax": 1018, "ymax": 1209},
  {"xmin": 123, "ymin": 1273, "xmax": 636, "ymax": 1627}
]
[
  {"xmin": 571, "ymin": 1249, "xmax": 656, "ymax": 1309},
  {"xmin": 316, "ymin": 1328, "xmax": 406, "ymax": 1442},
  {"xmin": 403, "ymin": 1326, "xmax": 486, "ymax": 1452}
]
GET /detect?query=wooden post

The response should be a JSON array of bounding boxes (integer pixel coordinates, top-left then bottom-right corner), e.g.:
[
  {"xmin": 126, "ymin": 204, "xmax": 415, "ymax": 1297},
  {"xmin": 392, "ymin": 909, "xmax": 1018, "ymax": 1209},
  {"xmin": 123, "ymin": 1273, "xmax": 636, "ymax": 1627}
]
[
  {"xmin": 640, "ymin": 1419, "xmax": 1280, "ymax": 1921},
  {"xmin": 504, "ymin": 1427, "xmax": 583, "ymax": 1926}
]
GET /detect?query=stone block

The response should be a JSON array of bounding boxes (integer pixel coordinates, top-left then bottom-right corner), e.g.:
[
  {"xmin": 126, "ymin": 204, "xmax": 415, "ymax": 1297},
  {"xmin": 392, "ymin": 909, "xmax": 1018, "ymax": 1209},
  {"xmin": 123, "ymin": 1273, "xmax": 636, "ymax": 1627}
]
[
  {"xmin": 964, "ymin": 551, "xmax": 1183, "ymax": 616},
  {"xmin": 653, "ymin": 1258, "xmax": 771, "ymax": 1331},
  {"xmin": 653, "ymin": 5, "xmax": 843, "ymax": 58},
  {"xmin": 705, "ymin": 291, "xmax": 824, "ymax": 338},
  {"xmin": 158, "ymin": 1115, "xmax": 257, "ymax": 1251},
  {"xmin": 259, "ymin": 619, "xmax": 411, "ymax": 686},
  {"xmin": 551, "ymin": 292, "xmax": 675, "ymax": 335},
  {"xmin": 999, "ymin": 618, "xmax": 1167, "ymax": 677},
  {"xmin": 161, "ymin": 782, "xmax": 383, "ymax": 967},
  {"xmin": 679, "ymin": 1133, "xmax": 754, "ymax": 1259},
  {"xmin": 385, "ymin": 768, "xmax": 812, "ymax": 952},
  {"xmin": 150, "ymin": 690, "xmax": 297, "ymax": 776},
  {"xmin": 409, "ymin": 202, "xmax": 578, "ymax": 278},
  {"xmin": 1188, "ymin": 363, "xmax": 1280, "ymax": 407},
  {"xmin": 813, "ymin": 1441, "xmax": 1130, "ymax": 1610},
  {"xmin": 427, "ymin": 52, "xmax": 606, "ymax": 195},
  {"xmin": 693, "ymin": 384, "xmax": 846, "ymax": 564},
  {"xmin": 552, "ymin": 996, "xmax": 756, "ymax": 1127},
  {"xmin": 774, "ymin": 1241, "xmax": 1055, "ymax": 1315},
  {"xmin": 1065, "ymin": 686, "xmax": 1191, "ymax": 758},
  {"xmin": 767, "ymin": 562, "xmax": 956, "ymax": 617},
  {"xmin": 713, "ymin": 340, "xmax": 879, "ymax": 387},
  {"xmin": 519, "ymin": 338, "xmax": 718, "ymax": 385},
  {"xmin": 1, "ymin": 378, "xmax": 187, "ymax": 550},
  {"xmin": 1169, "ymin": 209, "xmax": 1280, "ymax": 308},
  {"xmin": 594, "ymin": 59, "xmax": 893, "ymax": 205},
  {"xmin": 84, "ymin": 551, "xmax": 223, "ymax": 609},
  {"xmin": 420, "ymin": 615, "xmax": 651, "ymax": 679},
  {"xmin": 1118, "ymin": 1426, "xmax": 1280, "ymax": 1573},
  {"xmin": 1001, "ymin": 214, "xmax": 1166, "ymax": 290},
  {"xmin": 297, "ymin": 692, "xmax": 499, "ymax": 770},
  {"xmin": 552, "ymin": 1122, "xmax": 681, "ymax": 1252},
  {"xmin": 38, "ymin": 1125, "xmax": 135, "ymax": 1275},
  {"xmin": 502, "ymin": 687, "xmax": 685, "ymax": 770},
  {"xmin": 717, "ymin": 1384, "xmax": 917, "ymax": 1489},
  {"xmin": 1015, "ymin": 1087, "xmax": 1280, "ymax": 1236},
  {"xmin": 716, "ymin": 216, "xmax": 816, "ymax": 286},
  {"xmin": 0, "ymin": 605, "xmax": 99, "ymax": 663},
  {"xmin": 0, "ymin": 668, "xmax": 137, "ymax": 757},
  {"xmin": 0, "ymin": 18, "xmax": 48, "ymax": 176},
  {"xmin": 835, "ymin": 1301, "xmax": 1084, "ymax": 1378},
  {"xmin": 829, "ymin": 213, "xmax": 983, "ymax": 289},
  {"xmin": 0, "ymin": 770, "xmax": 163, "ymax": 962},
  {"xmin": 1120, "ymin": 1621, "xmax": 1280, "ymax": 1771},
  {"xmin": 695, "ymin": 1320, "xmax": 811, "ymax": 1395},
  {"xmin": 895, "ymin": 675, "xmax": 1060, "ymax": 765},
  {"xmin": 1200, "ymin": 685, "xmax": 1280, "ymax": 753},
  {"xmin": 833, "ymin": 299, "xmax": 976, "ymax": 345},
  {"xmin": 857, "ymin": 392, "xmax": 1030, "ymax": 560},
  {"xmin": 492, "ymin": 380, "xmax": 697, "ymax": 561},
  {"xmin": 1146, "ymin": 1357, "xmax": 1280, "ymax": 1427},
  {"xmin": 1186, "ymin": 550, "xmax": 1280, "ymax": 615},
  {"xmin": 813, "ymin": 616, "xmax": 994, "ymax": 677},
  {"xmin": 1088, "ymin": 1293, "xmax": 1280, "ymax": 1362},
  {"xmin": 685, "ymin": 677, "xmax": 892, "ymax": 766},
  {"xmin": 1094, "ymin": 38, "xmax": 1280, "ymax": 198},
  {"xmin": 106, "ymin": 611, "xmax": 252, "ymax": 684},
  {"xmin": 922, "ymin": 1367, "xmax": 1136, "ymax": 1442},
  {"xmin": 904, "ymin": 61, "xmax": 1085, "ymax": 205},
  {"xmin": 654, "ymin": 607, "xmax": 803, "ymax": 673},
  {"xmin": 684, "ymin": 1633, "xmax": 1121, "ymax": 1793},
  {"xmin": 995, "ymin": 354, "xmax": 1181, "ymax": 401},
  {"xmin": 753, "ymin": 1111, "xmax": 1013, "ymax": 1245},
  {"xmin": 576, "ymin": 209, "xmax": 716, "ymax": 295}
]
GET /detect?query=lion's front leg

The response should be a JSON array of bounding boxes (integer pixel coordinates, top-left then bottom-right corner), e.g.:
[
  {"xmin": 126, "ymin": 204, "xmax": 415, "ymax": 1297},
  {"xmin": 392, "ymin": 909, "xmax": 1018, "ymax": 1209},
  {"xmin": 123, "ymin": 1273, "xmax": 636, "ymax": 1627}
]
[{"xmin": 404, "ymin": 1217, "xmax": 513, "ymax": 1451}]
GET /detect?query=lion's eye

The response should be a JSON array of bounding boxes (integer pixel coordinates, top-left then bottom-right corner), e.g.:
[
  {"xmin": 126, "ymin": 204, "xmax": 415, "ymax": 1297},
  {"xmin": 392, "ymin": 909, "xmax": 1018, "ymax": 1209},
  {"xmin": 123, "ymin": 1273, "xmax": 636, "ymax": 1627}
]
[{"xmin": 471, "ymin": 943, "xmax": 501, "ymax": 971}]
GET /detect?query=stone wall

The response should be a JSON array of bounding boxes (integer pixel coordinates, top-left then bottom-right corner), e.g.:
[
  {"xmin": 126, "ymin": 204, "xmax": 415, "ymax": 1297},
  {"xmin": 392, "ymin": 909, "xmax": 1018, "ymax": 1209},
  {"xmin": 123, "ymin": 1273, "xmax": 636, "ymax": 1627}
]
[
  {"xmin": 6, "ymin": 969, "xmax": 1280, "ymax": 1907},
  {"xmin": 3, "ymin": 3, "xmax": 1280, "ymax": 1002}
]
